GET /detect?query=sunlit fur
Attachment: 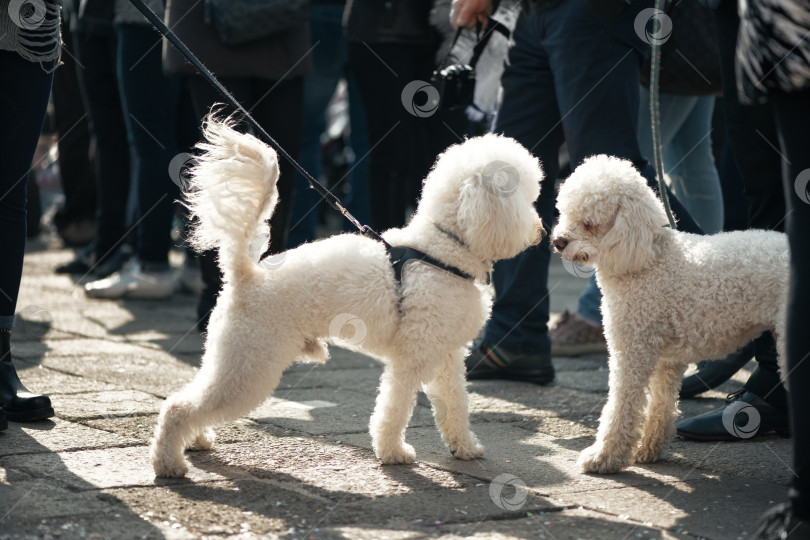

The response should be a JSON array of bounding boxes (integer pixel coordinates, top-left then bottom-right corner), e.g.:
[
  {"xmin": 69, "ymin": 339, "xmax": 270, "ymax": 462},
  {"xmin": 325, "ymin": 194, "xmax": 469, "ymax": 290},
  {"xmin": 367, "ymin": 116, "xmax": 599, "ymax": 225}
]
[
  {"xmin": 552, "ymin": 155, "xmax": 789, "ymax": 474},
  {"xmin": 150, "ymin": 117, "xmax": 546, "ymax": 477}
]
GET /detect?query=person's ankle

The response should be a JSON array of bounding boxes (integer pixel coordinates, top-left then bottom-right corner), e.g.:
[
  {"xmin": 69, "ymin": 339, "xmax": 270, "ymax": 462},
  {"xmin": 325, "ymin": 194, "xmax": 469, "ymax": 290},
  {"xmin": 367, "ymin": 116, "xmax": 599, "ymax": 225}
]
[{"xmin": 141, "ymin": 261, "xmax": 171, "ymax": 274}]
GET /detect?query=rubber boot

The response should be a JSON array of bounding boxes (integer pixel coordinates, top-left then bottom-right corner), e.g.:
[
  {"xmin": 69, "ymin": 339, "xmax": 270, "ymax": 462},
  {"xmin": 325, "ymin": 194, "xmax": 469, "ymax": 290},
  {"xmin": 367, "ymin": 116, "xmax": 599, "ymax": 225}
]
[{"xmin": 0, "ymin": 329, "xmax": 54, "ymax": 421}]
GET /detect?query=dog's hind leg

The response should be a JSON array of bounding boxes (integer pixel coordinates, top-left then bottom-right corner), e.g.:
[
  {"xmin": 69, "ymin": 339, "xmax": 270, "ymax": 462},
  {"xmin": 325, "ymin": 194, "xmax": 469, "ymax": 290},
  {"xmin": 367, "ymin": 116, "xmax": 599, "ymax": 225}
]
[
  {"xmin": 369, "ymin": 363, "xmax": 421, "ymax": 464},
  {"xmin": 579, "ymin": 347, "xmax": 657, "ymax": 474},
  {"xmin": 150, "ymin": 344, "xmax": 292, "ymax": 478},
  {"xmin": 423, "ymin": 348, "xmax": 483, "ymax": 460},
  {"xmin": 635, "ymin": 360, "xmax": 686, "ymax": 464}
]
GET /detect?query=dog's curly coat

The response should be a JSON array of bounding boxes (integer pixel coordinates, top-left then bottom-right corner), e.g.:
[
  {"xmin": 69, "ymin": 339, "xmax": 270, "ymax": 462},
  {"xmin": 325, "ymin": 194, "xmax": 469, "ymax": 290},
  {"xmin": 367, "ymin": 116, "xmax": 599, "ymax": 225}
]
[
  {"xmin": 150, "ymin": 118, "xmax": 545, "ymax": 477},
  {"xmin": 552, "ymin": 155, "xmax": 789, "ymax": 474}
]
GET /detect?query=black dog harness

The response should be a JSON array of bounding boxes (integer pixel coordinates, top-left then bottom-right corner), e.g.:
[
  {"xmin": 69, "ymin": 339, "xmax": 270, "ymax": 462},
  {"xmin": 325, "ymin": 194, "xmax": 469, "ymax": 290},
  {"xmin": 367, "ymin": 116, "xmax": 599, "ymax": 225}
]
[{"xmin": 387, "ymin": 223, "xmax": 488, "ymax": 285}]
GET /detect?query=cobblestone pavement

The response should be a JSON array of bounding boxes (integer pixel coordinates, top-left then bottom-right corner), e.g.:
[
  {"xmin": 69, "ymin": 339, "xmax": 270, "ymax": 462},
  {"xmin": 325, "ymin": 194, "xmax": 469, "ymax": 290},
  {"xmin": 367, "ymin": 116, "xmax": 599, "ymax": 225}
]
[{"xmin": 0, "ymin": 241, "xmax": 793, "ymax": 539}]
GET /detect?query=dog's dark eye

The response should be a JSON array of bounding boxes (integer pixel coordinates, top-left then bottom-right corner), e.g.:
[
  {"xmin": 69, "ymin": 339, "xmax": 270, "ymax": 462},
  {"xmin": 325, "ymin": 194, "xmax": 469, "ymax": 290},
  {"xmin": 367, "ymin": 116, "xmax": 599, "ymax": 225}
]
[{"xmin": 583, "ymin": 221, "xmax": 595, "ymax": 232}]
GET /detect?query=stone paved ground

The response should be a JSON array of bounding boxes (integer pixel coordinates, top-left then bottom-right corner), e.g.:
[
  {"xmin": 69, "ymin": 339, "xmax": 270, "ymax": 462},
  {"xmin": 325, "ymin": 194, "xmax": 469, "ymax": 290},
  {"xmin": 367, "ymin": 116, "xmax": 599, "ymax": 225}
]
[{"xmin": 0, "ymin": 240, "xmax": 794, "ymax": 539}]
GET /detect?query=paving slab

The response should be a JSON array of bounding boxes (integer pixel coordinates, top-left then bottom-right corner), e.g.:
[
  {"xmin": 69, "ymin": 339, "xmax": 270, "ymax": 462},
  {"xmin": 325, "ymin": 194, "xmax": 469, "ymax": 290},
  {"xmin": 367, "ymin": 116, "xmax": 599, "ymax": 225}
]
[
  {"xmin": 0, "ymin": 418, "xmax": 139, "ymax": 457},
  {"xmin": 52, "ymin": 390, "xmax": 163, "ymax": 421}
]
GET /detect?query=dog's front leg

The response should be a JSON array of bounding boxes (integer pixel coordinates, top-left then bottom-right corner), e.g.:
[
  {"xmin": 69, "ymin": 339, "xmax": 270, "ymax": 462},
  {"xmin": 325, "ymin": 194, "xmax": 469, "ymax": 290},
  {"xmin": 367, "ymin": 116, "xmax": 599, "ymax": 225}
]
[
  {"xmin": 370, "ymin": 366, "xmax": 419, "ymax": 464},
  {"xmin": 635, "ymin": 360, "xmax": 686, "ymax": 464},
  {"xmin": 423, "ymin": 349, "xmax": 483, "ymax": 460},
  {"xmin": 579, "ymin": 347, "xmax": 656, "ymax": 474}
]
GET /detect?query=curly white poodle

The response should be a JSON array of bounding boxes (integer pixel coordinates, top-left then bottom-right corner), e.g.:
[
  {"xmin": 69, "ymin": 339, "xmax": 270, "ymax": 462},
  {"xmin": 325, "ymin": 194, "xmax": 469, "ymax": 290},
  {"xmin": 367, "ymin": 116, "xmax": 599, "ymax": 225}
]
[
  {"xmin": 551, "ymin": 155, "xmax": 789, "ymax": 474},
  {"xmin": 150, "ymin": 118, "xmax": 546, "ymax": 477}
]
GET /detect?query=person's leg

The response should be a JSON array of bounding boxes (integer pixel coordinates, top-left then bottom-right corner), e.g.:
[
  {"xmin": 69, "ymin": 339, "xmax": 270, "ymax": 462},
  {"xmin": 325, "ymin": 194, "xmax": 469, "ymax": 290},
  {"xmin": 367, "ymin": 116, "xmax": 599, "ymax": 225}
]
[
  {"xmin": 637, "ymin": 88, "xmax": 697, "ymax": 161},
  {"xmin": 678, "ymin": 0, "xmax": 786, "ymax": 406},
  {"xmin": 288, "ymin": 3, "xmax": 345, "ymax": 247},
  {"xmin": 464, "ymin": 12, "xmax": 559, "ymax": 384},
  {"xmin": 348, "ymin": 42, "xmax": 425, "ymax": 231},
  {"xmin": 249, "ymin": 76, "xmax": 304, "ymax": 255},
  {"xmin": 0, "ymin": 51, "xmax": 55, "ymax": 422},
  {"xmin": 116, "ymin": 24, "xmax": 181, "ymax": 269},
  {"xmin": 772, "ymin": 88, "xmax": 810, "ymax": 524},
  {"xmin": 73, "ymin": 26, "xmax": 132, "ymax": 273},
  {"xmin": 84, "ymin": 24, "xmax": 184, "ymax": 299},
  {"xmin": 51, "ymin": 22, "xmax": 97, "ymax": 245},
  {"xmin": 344, "ymin": 72, "xmax": 372, "ymax": 229},
  {"xmin": 666, "ymin": 96, "xmax": 724, "ymax": 234}
]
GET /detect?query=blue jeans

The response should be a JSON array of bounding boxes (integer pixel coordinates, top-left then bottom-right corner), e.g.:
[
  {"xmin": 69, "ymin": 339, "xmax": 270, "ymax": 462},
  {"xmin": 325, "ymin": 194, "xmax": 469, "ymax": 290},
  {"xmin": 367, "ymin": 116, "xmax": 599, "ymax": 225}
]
[
  {"xmin": 0, "ymin": 52, "xmax": 53, "ymax": 328},
  {"xmin": 638, "ymin": 90, "xmax": 724, "ymax": 234},
  {"xmin": 116, "ymin": 24, "xmax": 186, "ymax": 267},
  {"xmin": 288, "ymin": 4, "xmax": 371, "ymax": 247},
  {"xmin": 485, "ymin": 0, "xmax": 702, "ymax": 350}
]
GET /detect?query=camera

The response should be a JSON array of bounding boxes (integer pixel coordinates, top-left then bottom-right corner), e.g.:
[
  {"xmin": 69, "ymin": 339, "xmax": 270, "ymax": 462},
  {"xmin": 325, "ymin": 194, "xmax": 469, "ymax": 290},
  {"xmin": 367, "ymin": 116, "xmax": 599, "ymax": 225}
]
[{"xmin": 430, "ymin": 63, "xmax": 476, "ymax": 111}]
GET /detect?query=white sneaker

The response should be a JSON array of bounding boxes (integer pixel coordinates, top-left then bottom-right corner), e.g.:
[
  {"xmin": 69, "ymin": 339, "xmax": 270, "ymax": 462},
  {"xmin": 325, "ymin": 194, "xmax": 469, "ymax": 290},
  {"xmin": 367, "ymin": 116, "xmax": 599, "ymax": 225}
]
[
  {"xmin": 175, "ymin": 264, "xmax": 203, "ymax": 296},
  {"xmin": 84, "ymin": 262, "xmax": 174, "ymax": 299}
]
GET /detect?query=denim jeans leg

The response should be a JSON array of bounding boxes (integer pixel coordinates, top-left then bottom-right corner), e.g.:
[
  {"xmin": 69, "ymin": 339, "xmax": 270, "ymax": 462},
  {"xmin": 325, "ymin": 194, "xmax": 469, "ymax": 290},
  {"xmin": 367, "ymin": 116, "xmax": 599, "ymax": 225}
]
[
  {"xmin": 485, "ymin": 15, "xmax": 562, "ymax": 355},
  {"xmin": 667, "ymin": 96, "xmax": 724, "ymax": 233},
  {"xmin": 577, "ymin": 276, "xmax": 603, "ymax": 326},
  {"xmin": 74, "ymin": 28, "xmax": 131, "ymax": 261},
  {"xmin": 116, "ymin": 24, "xmax": 182, "ymax": 267},
  {"xmin": 289, "ymin": 4, "xmax": 346, "ymax": 247}
]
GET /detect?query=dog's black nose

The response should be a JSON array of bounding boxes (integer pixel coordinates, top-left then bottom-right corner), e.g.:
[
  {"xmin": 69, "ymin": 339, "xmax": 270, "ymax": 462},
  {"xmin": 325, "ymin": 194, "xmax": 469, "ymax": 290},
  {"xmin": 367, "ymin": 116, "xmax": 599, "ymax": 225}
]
[{"xmin": 552, "ymin": 237, "xmax": 568, "ymax": 252}]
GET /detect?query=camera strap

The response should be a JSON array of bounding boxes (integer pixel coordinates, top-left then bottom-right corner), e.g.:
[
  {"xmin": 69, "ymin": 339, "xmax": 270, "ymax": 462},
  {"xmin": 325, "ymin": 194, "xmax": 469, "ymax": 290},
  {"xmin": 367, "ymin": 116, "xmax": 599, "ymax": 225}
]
[
  {"xmin": 126, "ymin": 0, "xmax": 392, "ymax": 251},
  {"xmin": 441, "ymin": 16, "xmax": 512, "ymax": 70}
]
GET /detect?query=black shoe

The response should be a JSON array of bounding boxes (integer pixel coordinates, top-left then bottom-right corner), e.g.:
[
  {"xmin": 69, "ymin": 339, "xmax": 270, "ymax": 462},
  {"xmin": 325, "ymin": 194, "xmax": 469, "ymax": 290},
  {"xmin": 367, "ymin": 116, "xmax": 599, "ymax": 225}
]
[
  {"xmin": 675, "ymin": 389, "xmax": 790, "ymax": 441},
  {"xmin": 679, "ymin": 342, "xmax": 755, "ymax": 399},
  {"xmin": 465, "ymin": 341, "xmax": 555, "ymax": 385},
  {"xmin": 55, "ymin": 243, "xmax": 95, "ymax": 275},
  {"xmin": 0, "ymin": 330, "xmax": 54, "ymax": 422},
  {"xmin": 0, "ymin": 408, "xmax": 7, "ymax": 431},
  {"xmin": 755, "ymin": 503, "xmax": 810, "ymax": 539}
]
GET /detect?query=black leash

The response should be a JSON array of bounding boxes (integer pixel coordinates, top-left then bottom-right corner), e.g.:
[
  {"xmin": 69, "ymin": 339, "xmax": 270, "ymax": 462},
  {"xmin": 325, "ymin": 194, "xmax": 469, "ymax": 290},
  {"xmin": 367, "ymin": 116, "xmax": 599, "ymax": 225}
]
[{"xmin": 127, "ymin": 0, "xmax": 390, "ymax": 248}]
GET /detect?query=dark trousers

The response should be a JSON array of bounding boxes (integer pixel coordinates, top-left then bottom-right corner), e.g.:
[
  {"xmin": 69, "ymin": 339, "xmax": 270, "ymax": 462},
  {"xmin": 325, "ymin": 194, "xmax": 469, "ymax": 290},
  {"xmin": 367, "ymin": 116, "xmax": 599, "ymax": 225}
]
[
  {"xmin": 288, "ymin": 4, "xmax": 371, "ymax": 247},
  {"xmin": 188, "ymin": 76, "xmax": 304, "ymax": 304},
  {"xmin": 73, "ymin": 26, "xmax": 132, "ymax": 261},
  {"xmin": 714, "ymin": 0, "xmax": 786, "ymax": 409},
  {"xmin": 0, "ymin": 52, "xmax": 53, "ymax": 323},
  {"xmin": 772, "ymin": 89, "xmax": 810, "ymax": 521},
  {"xmin": 484, "ymin": 0, "xmax": 701, "ymax": 353},
  {"xmin": 116, "ymin": 24, "xmax": 190, "ymax": 267},
  {"xmin": 348, "ymin": 41, "xmax": 468, "ymax": 232},
  {"xmin": 52, "ymin": 23, "xmax": 96, "ymax": 228}
]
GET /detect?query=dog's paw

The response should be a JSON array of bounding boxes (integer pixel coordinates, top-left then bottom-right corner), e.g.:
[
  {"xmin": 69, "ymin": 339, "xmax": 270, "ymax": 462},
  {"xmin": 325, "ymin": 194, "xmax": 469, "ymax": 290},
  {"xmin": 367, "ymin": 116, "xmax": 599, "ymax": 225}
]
[
  {"xmin": 188, "ymin": 429, "xmax": 215, "ymax": 451},
  {"xmin": 634, "ymin": 443, "xmax": 662, "ymax": 464},
  {"xmin": 378, "ymin": 443, "xmax": 417, "ymax": 465},
  {"xmin": 578, "ymin": 444, "xmax": 629, "ymax": 474},
  {"xmin": 450, "ymin": 441, "xmax": 484, "ymax": 460},
  {"xmin": 151, "ymin": 455, "xmax": 189, "ymax": 478}
]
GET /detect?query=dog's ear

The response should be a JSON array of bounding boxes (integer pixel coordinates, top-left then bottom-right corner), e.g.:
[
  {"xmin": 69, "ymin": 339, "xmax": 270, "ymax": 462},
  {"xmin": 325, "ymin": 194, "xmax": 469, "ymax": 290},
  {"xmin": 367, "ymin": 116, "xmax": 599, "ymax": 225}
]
[
  {"xmin": 597, "ymin": 189, "xmax": 667, "ymax": 275},
  {"xmin": 456, "ymin": 167, "xmax": 535, "ymax": 260}
]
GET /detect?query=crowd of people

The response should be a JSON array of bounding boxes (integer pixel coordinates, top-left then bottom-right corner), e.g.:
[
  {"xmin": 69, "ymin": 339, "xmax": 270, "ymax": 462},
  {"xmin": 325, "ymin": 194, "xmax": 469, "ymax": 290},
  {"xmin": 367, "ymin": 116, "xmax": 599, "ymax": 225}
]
[{"xmin": 1, "ymin": 0, "xmax": 808, "ymax": 536}]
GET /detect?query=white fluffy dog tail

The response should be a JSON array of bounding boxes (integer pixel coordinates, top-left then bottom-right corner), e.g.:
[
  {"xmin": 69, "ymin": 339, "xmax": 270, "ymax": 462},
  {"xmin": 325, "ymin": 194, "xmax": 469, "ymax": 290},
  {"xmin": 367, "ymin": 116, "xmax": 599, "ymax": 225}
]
[{"xmin": 184, "ymin": 116, "xmax": 280, "ymax": 281}]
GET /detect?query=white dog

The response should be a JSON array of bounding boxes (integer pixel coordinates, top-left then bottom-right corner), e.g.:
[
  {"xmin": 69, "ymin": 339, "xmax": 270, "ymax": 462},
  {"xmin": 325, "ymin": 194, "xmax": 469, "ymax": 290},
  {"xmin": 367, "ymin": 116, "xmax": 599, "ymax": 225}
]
[
  {"xmin": 551, "ymin": 155, "xmax": 789, "ymax": 474},
  {"xmin": 150, "ymin": 118, "xmax": 546, "ymax": 477}
]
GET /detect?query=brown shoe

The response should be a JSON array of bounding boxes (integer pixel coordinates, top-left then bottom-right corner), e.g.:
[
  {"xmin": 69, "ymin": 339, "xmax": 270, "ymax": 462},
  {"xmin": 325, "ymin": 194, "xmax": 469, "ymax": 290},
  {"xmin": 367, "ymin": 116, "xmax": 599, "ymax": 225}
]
[{"xmin": 550, "ymin": 310, "xmax": 607, "ymax": 356}]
